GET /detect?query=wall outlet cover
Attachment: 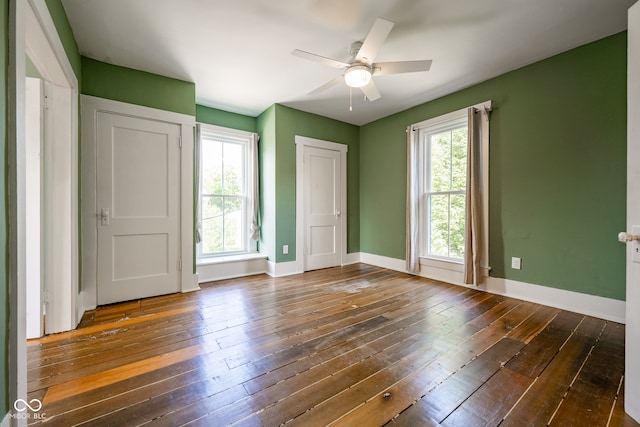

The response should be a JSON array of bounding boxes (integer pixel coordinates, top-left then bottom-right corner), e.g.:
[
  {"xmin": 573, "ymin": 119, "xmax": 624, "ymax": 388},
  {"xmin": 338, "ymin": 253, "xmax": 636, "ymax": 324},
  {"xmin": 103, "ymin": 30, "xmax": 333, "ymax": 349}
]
[{"xmin": 511, "ymin": 257, "xmax": 522, "ymax": 270}]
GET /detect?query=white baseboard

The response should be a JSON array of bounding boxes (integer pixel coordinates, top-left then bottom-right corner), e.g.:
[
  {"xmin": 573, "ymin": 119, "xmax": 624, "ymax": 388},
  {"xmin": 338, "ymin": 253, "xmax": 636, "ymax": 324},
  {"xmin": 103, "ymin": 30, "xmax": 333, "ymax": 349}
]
[
  {"xmin": 359, "ymin": 252, "xmax": 626, "ymax": 324},
  {"xmin": 482, "ymin": 276, "xmax": 625, "ymax": 324},
  {"xmin": 266, "ymin": 260, "xmax": 301, "ymax": 277},
  {"xmin": 266, "ymin": 253, "xmax": 363, "ymax": 276},
  {"xmin": 360, "ymin": 252, "xmax": 406, "ymax": 271},
  {"xmin": 343, "ymin": 252, "xmax": 362, "ymax": 265},
  {"xmin": 182, "ymin": 273, "xmax": 201, "ymax": 292},
  {"xmin": 76, "ymin": 290, "xmax": 88, "ymax": 327}
]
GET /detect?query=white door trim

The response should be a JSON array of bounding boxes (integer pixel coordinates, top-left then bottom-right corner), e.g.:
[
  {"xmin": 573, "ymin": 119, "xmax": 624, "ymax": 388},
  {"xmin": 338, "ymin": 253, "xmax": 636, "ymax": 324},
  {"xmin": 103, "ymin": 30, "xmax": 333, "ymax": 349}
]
[
  {"xmin": 295, "ymin": 135, "xmax": 348, "ymax": 273},
  {"xmin": 81, "ymin": 95, "xmax": 198, "ymax": 311},
  {"xmin": 10, "ymin": 0, "xmax": 79, "ymax": 420},
  {"xmin": 26, "ymin": 0, "xmax": 79, "ymax": 335}
]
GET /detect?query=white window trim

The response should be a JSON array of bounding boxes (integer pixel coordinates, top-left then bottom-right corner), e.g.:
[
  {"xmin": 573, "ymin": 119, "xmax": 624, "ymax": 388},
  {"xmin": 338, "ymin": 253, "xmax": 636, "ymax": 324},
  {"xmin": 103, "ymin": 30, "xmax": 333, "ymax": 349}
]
[
  {"xmin": 197, "ymin": 123, "xmax": 258, "ymax": 260},
  {"xmin": 419, "ymin": 113, "xmax": 468, "ymax": 262},
  {"xmin": 412, "ymin": 101, "xmax": 491, "ymax": 273}
]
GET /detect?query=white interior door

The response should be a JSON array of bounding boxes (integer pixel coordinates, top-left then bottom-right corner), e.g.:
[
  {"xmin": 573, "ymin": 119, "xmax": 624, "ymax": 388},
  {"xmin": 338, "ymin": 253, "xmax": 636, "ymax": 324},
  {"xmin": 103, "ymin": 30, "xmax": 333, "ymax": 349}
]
[
  {"xmin": 97, "ymin": 112, "xmax": 181, "ymax": 305},
  {"xmin": 303, "ymin": 146, "xmax": 342, "ymax": 271},
  {"xmin": 625, "ymin": 2, "xmax": 640, "ymax": 422}
]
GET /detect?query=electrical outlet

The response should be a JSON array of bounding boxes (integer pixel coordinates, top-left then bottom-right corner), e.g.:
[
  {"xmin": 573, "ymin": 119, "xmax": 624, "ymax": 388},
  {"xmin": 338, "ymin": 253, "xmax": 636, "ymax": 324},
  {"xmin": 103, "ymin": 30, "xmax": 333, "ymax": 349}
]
[
  {"xmin": 511, "ymin": 257, "xmax": 521, "ymax": 270},
  {"xmin": 283, "ymin": 245, "xmax": 289, "ymax": 255}
]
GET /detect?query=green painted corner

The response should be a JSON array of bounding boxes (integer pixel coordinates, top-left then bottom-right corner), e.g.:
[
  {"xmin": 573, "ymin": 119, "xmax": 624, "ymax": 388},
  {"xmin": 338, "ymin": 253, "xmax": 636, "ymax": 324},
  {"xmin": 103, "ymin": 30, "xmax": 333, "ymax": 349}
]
[
  {"xmin": 81, "ymin": 57, "xmax": 196, "ymax": 116},
  {"xmin": 272, "ymin": 104, "xmax": 360, "ymax": 263},
  {"xmin": 257, "ymin": 105, "xmax": 277, "ymax": 261}
]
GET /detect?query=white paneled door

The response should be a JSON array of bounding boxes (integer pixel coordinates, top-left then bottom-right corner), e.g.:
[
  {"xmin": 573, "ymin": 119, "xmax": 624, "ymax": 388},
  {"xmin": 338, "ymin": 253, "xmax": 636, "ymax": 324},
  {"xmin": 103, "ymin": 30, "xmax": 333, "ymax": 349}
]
[
  {"xmin": 304, "ymin": 146, "xmax": 342, "ymax": 271},
  {"xmin": 96, "ymin": 112, "xmax": 181, "ymax": 305},
  {"xmin": 626, "ymin": 2, "xmax": 640, "ymax": 422}
]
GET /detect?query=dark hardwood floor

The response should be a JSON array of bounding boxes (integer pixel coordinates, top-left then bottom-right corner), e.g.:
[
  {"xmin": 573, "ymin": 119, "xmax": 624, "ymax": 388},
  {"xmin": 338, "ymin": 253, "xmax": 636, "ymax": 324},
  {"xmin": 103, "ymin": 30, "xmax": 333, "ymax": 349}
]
[{"xmin": 27, "ymin": 264, "xmax": 639, "ymax": 426}]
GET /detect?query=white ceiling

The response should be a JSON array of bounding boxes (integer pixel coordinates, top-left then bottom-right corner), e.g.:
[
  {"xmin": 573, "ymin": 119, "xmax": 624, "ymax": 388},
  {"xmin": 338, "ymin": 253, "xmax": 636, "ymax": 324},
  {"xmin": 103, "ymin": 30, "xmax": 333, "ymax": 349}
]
[{"xmin": 61, "ymin": 0, "xmax": 635, "ymax": 126}]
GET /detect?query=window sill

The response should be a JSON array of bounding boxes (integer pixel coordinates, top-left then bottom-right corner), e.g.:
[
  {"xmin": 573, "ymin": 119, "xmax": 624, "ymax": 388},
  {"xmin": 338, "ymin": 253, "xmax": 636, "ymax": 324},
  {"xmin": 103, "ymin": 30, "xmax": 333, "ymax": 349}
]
[{"xmin": 197, "ymin": 253, "xmax": 267, "ymax": 266}]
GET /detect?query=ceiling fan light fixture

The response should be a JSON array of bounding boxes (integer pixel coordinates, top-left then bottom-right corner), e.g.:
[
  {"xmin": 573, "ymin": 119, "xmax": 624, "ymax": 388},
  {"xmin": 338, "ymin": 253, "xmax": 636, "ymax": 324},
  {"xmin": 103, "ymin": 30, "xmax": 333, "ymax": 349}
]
[{"xmin": 344, "ymin": 65, "xmax": 372, "ymax": 88}]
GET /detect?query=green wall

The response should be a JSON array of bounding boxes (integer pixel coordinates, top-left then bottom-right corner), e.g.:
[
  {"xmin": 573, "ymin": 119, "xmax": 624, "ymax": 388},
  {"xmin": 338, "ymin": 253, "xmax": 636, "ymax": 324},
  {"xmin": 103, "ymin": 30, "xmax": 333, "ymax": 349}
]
[
  {"xmin": 81, "ymin": 57, "xmax": 195, "ymax": 116},
  {"xmin": 26, "ymin": 56, "xmax": 42, "ymax": 78},
  {"xmin": 360, "ymin": 32, "xmax": 627, "ymax": 300},
  {"xmin": 1, "ymin": 0, "xmax": 8, "ymax": 417},
  {"xmin": 258, "ymin": 104, "xmax": 360, "ymax": 263},
  {"xmin": 257, "ymin": 106, "xmax": 277, "ymax": 261},
  {"xmin": 46, "ymin": 0, "xmax": 81, "ymax": 80},
  {"xmin": 196, "ymin": 104, "xmax": 256, "ymax": 133}
]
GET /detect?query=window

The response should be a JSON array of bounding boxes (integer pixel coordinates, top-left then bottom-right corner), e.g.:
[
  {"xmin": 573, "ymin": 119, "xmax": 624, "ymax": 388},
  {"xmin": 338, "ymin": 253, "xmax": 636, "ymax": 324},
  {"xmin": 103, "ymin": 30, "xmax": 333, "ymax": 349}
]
[
  {"xmin": 421, "ymin": 117, "xmax": 468, "ymax": 261},
  {"xmin": 197, "ymin": 124, "xmax": 258, "ymax": 258},
  {"xmin": 407, "ymin": 101, "xmax": 490, "ymax": 277}
]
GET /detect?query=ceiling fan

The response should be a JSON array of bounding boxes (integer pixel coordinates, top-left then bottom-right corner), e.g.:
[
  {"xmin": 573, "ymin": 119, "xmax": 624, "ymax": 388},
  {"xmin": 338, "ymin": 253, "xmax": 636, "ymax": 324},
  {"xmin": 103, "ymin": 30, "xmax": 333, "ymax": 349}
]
[{"xmin": 292, "ymin": 17, "xmax": 432, "ymax": 104}]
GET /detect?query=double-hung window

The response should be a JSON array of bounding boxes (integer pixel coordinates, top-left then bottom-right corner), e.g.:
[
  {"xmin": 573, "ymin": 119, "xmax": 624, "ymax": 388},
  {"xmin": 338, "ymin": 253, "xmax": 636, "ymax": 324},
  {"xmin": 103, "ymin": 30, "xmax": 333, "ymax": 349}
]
[
  {"xmin": 420, "ymin": 116, "xmax": 468, "ymax": 261},
  {"xmin": 408, "ymin": 101, "xmax": 490, "ymax": 281},
  {"xmin": 197, "ymin": 124, "xmax": 258, "ymax": 259}
]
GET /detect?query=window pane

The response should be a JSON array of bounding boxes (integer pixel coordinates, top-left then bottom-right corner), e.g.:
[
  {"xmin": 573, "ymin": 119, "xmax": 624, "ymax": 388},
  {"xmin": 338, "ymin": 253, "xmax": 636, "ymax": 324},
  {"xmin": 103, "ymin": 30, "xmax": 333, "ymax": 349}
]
[
  {"xmin": 202, "ymin": 195, "xmax": 223, "ymax": 254},
  {"xmin": 430, "ymin": 132, "xmax": 451, "ymax": 192},
  {"xmin": 202, "ymin": 138, "xmax": 222, "ymax": 195},
  {"xmin": 451, "ymin": 127, "xmax": 468, "ymax": 191},
  {"xmin": 224, "ymin": 197, "xmax": 243, "ymax": 252},
  {"xmin": 429, "ymin": 194, "xmax": 449, "ymax": 257},
  {"xmin": 198, "ymin": 126, "xmax": 255, "ymax": 258},
  {"xmin": 223, "ymin": 142, "xmax": 243, "ymax": 196},
  {"xmin": 449, "ymin": 193, "xmax": 466, "ymax": 259}
]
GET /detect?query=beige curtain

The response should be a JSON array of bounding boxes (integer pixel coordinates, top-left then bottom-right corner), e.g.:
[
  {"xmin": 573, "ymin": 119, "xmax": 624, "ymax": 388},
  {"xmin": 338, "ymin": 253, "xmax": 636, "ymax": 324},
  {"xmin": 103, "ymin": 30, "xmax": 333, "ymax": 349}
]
[
  {"xmin": 464, "ymin": 108, "xmax": 483, "ymax": 284},
  {"xmin": 406, "ymin": 126, "xmax": 420, "ymax": 273},
  {"xmin": 249, "ymin": 133, "xmax": 260, "ymax": 241}
]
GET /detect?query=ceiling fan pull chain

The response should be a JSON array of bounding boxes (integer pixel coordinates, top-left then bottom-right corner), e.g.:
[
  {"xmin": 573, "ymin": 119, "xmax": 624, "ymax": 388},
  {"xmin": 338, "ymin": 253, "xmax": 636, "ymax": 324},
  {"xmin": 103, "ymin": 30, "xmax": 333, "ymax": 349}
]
[{"xmin": 349, "ymin": 87, "xmax": 353, "ymax": 111}]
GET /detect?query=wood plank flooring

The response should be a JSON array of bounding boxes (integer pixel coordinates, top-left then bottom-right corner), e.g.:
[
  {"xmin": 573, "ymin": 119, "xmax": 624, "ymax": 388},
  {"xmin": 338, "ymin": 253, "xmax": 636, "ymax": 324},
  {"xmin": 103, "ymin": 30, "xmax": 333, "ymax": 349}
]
[{"xmin": 26, "ymin": 264, "xmax": 639, "ymax": 426}]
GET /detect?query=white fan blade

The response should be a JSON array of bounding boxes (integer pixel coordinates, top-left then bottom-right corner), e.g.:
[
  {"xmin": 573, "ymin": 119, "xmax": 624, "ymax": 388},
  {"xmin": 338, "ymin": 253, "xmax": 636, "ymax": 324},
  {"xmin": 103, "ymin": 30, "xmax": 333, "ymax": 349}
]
[
  {"xmin": 373, "ymin": 60, "xmax": 432, "ymax": 76},
  {"xmin": 360, "ymin": 80, "xmax": 381, "ymax": 102},
  {"xmin": 291, "ymin": 49, "xmax": 350, "ymax": 69},
  {"xmin": 355, "ymin": 18, "xmax": 394, "ymax": 64},
  {"xmin": 308, "ymin": 75, "xmax": 344, "ymax": 95}
]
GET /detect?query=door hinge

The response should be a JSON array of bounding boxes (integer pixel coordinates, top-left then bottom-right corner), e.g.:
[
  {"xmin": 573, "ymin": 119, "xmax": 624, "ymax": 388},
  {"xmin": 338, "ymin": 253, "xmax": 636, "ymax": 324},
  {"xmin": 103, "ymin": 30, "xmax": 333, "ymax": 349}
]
[
  {"xmin": 43, "ymin": 95, "xmax": 49, "ymax": 110},
  {"xmin": 179, "ymin": 258, "xmax": 182, "ymax": 271},
  {"xmin": 42, "ymin": 289, "xmax": 50, "ymax": 304},
  {"xmin": 178, "ymin": 136, "xmax": 182, "ymax": 148}
]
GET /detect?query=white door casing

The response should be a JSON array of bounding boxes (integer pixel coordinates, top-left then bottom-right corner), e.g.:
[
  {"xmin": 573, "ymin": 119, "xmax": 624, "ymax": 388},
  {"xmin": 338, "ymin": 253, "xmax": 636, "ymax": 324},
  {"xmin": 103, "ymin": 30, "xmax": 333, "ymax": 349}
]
[
  {"xmin": 25, "ymin": 77, "xmax": 43, "ymax": 339},
  {"xmin": 295, "ymin": 136, "xmax": 347, "ymax": 273},
  {"xmin": 12, "ymin": 0, "xmax": 80, "ymax": 417},
  {"xmin": 82, "ymin": 95, "xmax": 198, "ymax": 311},
  {"xmin": 96, "ymin": 113, "xmax": 181, "ymax": 304},
  {"xmin": 43, "ymin": 80, "xmax": 78, "ymax": 334},
  {"xmin": 626, "ymin": 2, "xmax": 640, "ymax": 422}
]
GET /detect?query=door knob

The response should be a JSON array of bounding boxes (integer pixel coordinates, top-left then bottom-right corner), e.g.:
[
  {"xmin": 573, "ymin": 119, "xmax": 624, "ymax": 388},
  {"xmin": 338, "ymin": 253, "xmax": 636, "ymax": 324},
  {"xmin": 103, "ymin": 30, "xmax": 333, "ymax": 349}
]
[
  {"xmin": 618, "ymin": 232, "xmax": 640, "ymax": 243},
  {"xmin": 101, "ymin": 208, "xmax": 110, "ymax": 226}
]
